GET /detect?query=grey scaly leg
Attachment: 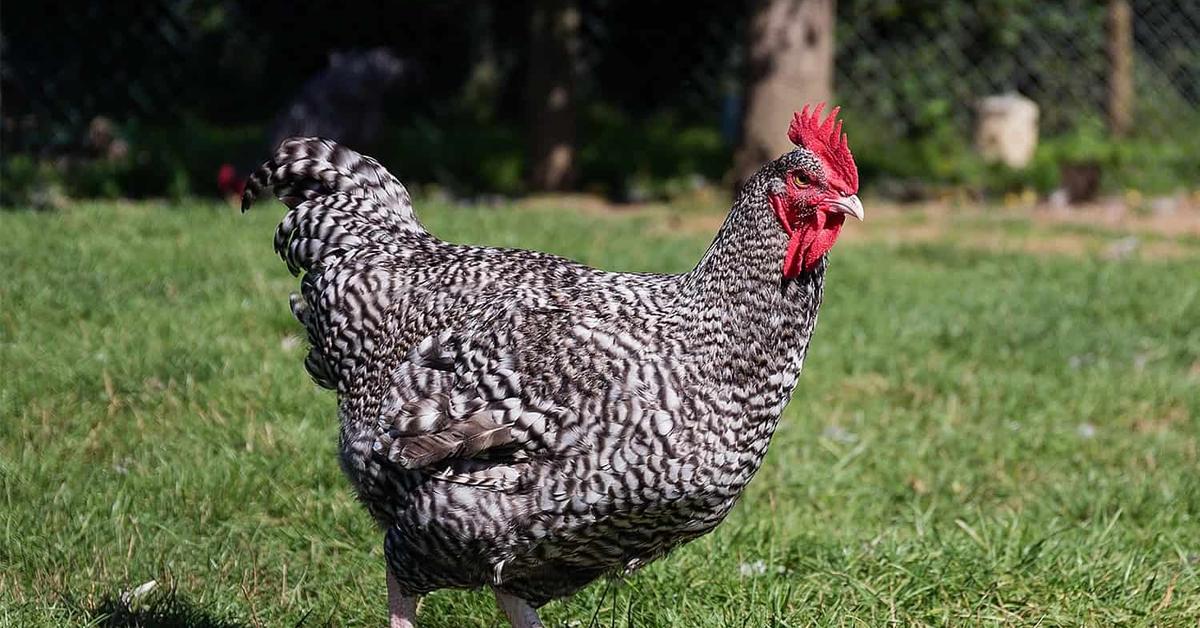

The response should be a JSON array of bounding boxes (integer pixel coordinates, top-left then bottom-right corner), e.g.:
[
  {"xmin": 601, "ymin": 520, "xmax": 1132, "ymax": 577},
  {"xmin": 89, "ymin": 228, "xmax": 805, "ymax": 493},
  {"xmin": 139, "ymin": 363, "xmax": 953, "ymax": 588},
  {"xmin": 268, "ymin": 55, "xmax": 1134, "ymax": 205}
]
[
  {"xmin": 494, "ymin": 590, "xmax": 544, "ymax": 628},
  {"xmin": 387, "ymin": 569, "xmax": 418, "ymax": 628}
]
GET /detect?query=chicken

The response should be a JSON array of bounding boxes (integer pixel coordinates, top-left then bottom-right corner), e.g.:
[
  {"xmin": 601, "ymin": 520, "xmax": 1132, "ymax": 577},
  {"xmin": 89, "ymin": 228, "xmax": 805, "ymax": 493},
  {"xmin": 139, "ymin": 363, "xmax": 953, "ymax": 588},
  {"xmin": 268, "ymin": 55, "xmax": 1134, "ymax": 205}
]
[
  {"xmin": 267, "ymin": 47, "xmax": 406, "ymax": 152},
  {"xmin": 218, "ymin": 48, "xmax": 405, "ymax": 205},
  {"xmin": 243, "ymin": 104, "xmax": 863, "ymax": 627}
]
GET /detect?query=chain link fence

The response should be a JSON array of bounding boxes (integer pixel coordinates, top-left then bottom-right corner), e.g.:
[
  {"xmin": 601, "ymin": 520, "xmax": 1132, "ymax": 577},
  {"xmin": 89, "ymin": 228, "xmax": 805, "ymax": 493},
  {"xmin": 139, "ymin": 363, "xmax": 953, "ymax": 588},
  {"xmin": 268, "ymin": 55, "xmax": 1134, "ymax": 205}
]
[
  {"xmin": 834, "ymin": 0, "xmax": 1200, "ymax": 139},
  {"xmin": 2, "ymin": 0, "xmax": 1197, "ymax": 194},
  {"xmin": 2, "ymin": 2, "xmax": 197, "ymax": 152}
]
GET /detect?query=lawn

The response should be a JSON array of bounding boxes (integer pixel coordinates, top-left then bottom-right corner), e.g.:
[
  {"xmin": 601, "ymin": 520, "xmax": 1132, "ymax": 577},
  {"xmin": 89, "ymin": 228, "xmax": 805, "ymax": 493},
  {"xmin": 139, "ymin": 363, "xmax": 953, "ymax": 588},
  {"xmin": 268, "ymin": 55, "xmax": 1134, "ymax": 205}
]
[{"xmin": 1, "ymin": 199, "xmax": 1198, "ymax": 626}]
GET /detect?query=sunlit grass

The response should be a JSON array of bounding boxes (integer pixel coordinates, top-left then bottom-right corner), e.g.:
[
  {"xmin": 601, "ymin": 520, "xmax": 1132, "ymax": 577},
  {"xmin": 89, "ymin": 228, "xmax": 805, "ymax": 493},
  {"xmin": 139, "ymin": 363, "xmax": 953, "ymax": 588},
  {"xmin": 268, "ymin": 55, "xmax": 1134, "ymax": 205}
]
[{"xmin": 1, "ymin": 200, "xmax": 1197, "ymax": 626}]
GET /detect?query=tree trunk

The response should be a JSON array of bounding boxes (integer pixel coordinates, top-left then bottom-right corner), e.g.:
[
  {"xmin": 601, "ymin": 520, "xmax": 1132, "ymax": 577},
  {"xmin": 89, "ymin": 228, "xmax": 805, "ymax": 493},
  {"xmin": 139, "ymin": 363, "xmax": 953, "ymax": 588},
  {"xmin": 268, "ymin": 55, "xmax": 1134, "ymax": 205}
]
[
  {"xmin": 1106, "ymin": 0, "xmax": 1133, "ymax": 137},
  {"xmin": 526, "ymin": 0, "xmax": 579, "ymax": 191},
  {"xmin": 733, "ymin": 0, "xmax": 835, "ymax": 189}
]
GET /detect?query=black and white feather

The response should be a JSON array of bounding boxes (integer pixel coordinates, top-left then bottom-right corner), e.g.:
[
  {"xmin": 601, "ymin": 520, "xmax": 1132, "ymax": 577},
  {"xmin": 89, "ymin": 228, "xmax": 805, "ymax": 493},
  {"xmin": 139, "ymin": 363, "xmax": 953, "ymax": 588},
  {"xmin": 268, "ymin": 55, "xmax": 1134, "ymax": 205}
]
[{"xmin": 244, "ymin": 138, "xmax": 829, "ymax": 607}]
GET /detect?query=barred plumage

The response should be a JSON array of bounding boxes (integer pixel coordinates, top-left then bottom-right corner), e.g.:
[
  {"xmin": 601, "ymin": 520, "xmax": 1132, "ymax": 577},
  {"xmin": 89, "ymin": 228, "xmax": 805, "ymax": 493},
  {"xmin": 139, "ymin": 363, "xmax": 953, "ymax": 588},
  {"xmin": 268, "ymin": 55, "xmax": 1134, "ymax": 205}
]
[{"xmin": 245, "ymin": 108, "xmax": 862, "ymax": 626}]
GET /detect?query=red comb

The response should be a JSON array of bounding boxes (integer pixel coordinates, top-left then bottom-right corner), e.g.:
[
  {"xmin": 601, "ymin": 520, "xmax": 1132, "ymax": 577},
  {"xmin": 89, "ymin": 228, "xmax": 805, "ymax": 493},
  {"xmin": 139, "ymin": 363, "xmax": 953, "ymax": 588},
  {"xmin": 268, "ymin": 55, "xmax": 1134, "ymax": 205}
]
[{"xmin": 788, "ymin": 103, "xmax": 858, "ymax": 193}]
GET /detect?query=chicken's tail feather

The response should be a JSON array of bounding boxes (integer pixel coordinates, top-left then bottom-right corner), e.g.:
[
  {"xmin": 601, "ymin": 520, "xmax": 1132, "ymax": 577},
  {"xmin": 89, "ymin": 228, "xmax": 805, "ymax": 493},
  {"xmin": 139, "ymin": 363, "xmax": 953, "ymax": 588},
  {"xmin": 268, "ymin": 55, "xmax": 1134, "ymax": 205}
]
[
  {"xmin": 242, "ymin": 137, "xmax": 423, "ymax": 237},
  {"xmin": 243, "ymin": 138, "xmax": 423, "ymax": 390},
  {"xmin": 243, "ymin": 137, "xmax": 426, "ymax": 277}
]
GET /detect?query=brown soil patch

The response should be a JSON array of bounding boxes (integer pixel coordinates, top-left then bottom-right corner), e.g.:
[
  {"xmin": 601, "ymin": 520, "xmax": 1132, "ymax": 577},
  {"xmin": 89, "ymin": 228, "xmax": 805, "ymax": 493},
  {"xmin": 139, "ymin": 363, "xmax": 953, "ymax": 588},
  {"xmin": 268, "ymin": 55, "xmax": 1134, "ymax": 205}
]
[
  {"xmin": 1030, "ymin": 197, "xmax": 1200, "ymax": 239},
  {"xmin": 517, "ymin": 192, "xmax": 1200, "ymax": 260},
  {"xmin": 667, "ymin": 198, "xmax": 1200, "ymax": 260}
]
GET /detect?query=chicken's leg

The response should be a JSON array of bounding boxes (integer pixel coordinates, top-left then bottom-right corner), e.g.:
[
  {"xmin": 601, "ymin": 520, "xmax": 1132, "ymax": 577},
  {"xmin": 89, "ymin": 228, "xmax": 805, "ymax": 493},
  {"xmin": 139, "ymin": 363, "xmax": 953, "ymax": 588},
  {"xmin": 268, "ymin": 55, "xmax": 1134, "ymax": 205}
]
[
  {"xmin": 387, "ymin": 569, "xmax": 418, "ymax": 628},
  {"xmin": 494, "ymin": 590, "xmax": 544, "ymax": 628}
]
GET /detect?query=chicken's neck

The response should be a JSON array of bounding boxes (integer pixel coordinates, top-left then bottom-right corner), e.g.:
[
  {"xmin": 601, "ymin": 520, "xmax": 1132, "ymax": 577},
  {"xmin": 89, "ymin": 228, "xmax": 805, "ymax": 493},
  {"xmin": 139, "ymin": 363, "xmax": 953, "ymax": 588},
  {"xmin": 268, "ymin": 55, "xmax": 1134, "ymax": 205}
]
[{"xmin": 677, "ymin": 172, "xmax": 826, "ymax": 399}]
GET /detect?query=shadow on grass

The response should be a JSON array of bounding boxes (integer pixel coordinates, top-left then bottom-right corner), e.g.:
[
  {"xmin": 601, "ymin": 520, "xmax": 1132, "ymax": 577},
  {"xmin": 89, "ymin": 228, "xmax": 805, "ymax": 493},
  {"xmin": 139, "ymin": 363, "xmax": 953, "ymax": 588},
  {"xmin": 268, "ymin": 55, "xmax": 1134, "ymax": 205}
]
[{"xmin": 86, "ymin": 593, "xmax": 247, "ymax": 628}]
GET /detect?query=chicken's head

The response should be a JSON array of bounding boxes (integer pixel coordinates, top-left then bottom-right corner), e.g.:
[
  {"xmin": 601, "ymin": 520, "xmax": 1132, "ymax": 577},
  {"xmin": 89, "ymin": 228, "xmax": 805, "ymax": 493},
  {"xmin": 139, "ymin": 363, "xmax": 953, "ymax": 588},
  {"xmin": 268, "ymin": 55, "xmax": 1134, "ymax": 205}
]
[{"xmin": 767, "ymin": 103, "xmax": 863, "ymax": 278}]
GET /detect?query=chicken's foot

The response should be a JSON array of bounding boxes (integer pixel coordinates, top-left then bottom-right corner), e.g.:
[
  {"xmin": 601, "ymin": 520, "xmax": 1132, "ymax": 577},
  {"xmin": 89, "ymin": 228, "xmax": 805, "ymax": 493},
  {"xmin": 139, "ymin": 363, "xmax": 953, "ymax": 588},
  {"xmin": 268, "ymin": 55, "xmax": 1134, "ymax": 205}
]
[
  {"xmin": 387, "ymin": 569, "xmax": 418, "ymax": 628},
  {"xmin": 494, "ymin": 590, "xmax": 544, "ymax": 628}
]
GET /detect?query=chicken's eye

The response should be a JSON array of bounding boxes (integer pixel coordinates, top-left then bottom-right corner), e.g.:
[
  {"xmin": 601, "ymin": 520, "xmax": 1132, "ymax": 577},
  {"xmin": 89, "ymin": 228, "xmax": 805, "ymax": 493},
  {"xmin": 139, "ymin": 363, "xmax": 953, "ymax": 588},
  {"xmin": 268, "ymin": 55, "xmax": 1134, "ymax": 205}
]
[{"xmin": 792, "ymin": 173, "xmax": 810, "ymax": 188}]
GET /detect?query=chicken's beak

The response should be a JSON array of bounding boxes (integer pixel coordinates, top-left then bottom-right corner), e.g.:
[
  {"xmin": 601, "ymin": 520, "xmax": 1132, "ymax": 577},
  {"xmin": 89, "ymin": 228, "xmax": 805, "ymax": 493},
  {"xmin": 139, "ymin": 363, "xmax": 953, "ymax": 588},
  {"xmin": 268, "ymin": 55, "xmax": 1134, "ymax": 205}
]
[{"xmin": 827, "ymin": 194, "xmax": 865, "ymax": 221}]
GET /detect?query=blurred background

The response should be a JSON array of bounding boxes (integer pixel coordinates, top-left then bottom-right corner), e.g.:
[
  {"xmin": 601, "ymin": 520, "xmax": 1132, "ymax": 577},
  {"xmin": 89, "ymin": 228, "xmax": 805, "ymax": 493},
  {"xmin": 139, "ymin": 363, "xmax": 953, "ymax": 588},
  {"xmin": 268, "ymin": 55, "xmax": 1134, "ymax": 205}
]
[{"xmin": 3, "ymin": 0, "xmax": 1198, "ymax": 208}]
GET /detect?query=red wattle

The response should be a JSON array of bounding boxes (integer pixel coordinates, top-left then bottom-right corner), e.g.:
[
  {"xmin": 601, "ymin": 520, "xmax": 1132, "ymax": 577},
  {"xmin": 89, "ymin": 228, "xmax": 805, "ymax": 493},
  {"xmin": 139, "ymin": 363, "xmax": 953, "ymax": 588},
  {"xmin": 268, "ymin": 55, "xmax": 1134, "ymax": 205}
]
[{"xmin": 782, "ymin": 211, "xmax": 845, "ymax": 278}]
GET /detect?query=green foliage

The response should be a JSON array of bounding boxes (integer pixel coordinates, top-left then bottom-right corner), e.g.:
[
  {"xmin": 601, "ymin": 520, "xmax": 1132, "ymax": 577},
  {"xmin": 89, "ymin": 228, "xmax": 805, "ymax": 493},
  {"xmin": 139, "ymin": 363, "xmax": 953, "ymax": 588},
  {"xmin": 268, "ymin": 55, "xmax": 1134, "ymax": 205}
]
[
  {"xmin": 2, "ymin": 201, "xmax": 1198, "ymax": 626},
  {"xmin": 579, "ymin": 106, "xmax": 727, "ymax": 199},
  {"xmin": 374, "ymin": 120, "xmax": 527, "ymax": 197},
  {"xmin": 3, "ymin": 105, "xmax": 1194, "ymax": 206},
  {"xmin": 0, "ymin": 156, "xmax": 65, "ymax": 209},
  {"xmin": 0, "ymin": 154, "xmax": 185, "ymax": 209},
  {"xmin": 372, "ymin": 107, "xmax": 728, "ymax": 200},
  {"xmin": 127, "ymin": 120, "xmax": 265, "ymax": 199},
  {"xmin": 848, "ymin": 105, "xmax": 1200, "ymax": 198},
  {"xmin": 835, "ymin": 0, "xmax": 1197, "ymax": 196},
  {"xmin": 837, "ymin": 0, "xmax": 1108, "ymax": 134},
  {"xmin": 0, "ymin": 120, "xmax": 265, "ymax": 208},
  {"xmin": 1028, "ymin": 113, "xmax": 1200, "ymax": 195}
]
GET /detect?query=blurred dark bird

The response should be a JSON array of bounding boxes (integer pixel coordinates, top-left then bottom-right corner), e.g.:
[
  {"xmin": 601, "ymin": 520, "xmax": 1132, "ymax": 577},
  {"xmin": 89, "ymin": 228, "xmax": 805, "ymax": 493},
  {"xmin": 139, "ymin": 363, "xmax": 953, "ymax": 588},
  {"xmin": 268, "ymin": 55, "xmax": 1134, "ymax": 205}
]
[
  {"xmin": 268, "ymin": 47, "xmax": 406, "ymax": 151},
  {"xmin": 242, "ymin": 104, "xmax": 863, "ymax": 627},
  {"xmin": 219, "ymin": 48, "xmax": 406, "ymax": 201}
]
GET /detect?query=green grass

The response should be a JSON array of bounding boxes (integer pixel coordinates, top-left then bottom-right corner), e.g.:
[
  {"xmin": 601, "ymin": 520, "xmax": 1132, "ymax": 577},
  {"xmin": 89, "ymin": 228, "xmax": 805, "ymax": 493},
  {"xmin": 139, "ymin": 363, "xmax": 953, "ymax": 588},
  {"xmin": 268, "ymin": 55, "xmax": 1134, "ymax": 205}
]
[{"xmin": 1, "ymin": 200, "xmax": 1198, "ymax": 626}]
